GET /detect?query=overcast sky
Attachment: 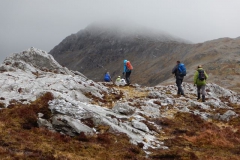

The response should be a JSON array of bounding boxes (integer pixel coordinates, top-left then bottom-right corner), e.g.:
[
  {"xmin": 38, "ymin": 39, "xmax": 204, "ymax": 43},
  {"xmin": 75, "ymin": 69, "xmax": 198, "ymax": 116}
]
[{"xmin": 1, "ymin": 0, "xmax": 240, "ymax": 62}]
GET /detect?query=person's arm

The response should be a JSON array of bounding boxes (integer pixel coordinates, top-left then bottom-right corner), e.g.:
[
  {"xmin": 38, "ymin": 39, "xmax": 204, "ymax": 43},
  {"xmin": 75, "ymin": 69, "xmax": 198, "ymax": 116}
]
[
  {"xmin": 193, "ymin": 71, "xmax": 198, "ymax": 84},
  {"xmin": 123, "ymin": 65, "xmax": 126, "ymax": 74},
  {"xmin": 204, "ymin": 71, "xmax": 208, "ymax": 80},
  {"xmin": 172, "ymin": 65, "xmax": 177, "ymax": 74}
]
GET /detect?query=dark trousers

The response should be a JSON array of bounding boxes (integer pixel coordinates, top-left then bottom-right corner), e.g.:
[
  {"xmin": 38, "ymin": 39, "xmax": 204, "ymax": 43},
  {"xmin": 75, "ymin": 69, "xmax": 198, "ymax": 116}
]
[
  {"xmin": 176, "ymin": 79, "xmax": 184, "ymax": 95},
  {"xmin": 125, "ymin": 71, "xmax": 131, "ymax": 84}
]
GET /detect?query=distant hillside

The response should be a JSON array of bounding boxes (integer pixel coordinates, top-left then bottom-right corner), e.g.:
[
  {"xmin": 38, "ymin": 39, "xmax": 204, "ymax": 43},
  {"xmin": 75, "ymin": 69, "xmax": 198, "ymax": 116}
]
[
  {"xmin": 49, "ymin": 23, "xmax": 240, "ymax": 92},
  {"xmin": 162, "ymin": 37, "xmax": 240, "ymax": 93}
]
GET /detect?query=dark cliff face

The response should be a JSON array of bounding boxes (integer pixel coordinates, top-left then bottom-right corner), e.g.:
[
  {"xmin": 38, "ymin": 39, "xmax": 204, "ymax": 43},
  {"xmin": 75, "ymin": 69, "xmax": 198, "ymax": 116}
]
[{"xmin": 49, "ymin": 24, "xmax": 240, "ymax": 91}]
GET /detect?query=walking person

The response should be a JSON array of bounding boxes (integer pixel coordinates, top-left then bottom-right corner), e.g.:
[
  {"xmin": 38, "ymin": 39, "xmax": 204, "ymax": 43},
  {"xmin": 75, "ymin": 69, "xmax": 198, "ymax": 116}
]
[
  {"xmin": 194, "ymin": 65, "xmax": 208, "ymax": 102},
  {"xmin": 172, "ymin": 61, "xmax": 186, "ymax": 96},
  {"xmin": 123, "ymin": 60, "xmax": 133, "ymax": 85}
]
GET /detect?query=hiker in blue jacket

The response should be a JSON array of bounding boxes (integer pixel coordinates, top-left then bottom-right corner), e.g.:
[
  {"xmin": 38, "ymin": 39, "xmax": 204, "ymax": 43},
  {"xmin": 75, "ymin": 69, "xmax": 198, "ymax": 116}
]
[
  {"xmin": 104, "ymin": 72, "xmax": 111, "ymax": 82},
  {"xmin": 172, "ymin": 61, "xmax": 185, "ymax": 96}
]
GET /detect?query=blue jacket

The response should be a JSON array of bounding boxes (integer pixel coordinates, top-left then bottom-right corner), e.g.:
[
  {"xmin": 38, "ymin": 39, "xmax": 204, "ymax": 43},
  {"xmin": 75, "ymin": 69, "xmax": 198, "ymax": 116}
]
[
  {"xmin": 123, "ymin": 60, "xmax": 131, "ymax": 73},
  {"xmin": 104, "ymin": 73, "xmax": 111, "ymax": 82}
]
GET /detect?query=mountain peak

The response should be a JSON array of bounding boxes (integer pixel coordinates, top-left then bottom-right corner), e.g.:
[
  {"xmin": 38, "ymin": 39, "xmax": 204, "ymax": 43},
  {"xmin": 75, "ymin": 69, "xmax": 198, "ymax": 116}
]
[{"xmin": 81, "ymin": 21, "xmax": 190, "ymax": 43}]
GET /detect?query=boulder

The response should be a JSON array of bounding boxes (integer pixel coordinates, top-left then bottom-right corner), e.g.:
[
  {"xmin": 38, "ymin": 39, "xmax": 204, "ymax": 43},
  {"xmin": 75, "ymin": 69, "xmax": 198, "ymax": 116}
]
[
  {"xmin": 112, "ymin": 102, "xmax": 135, "ymax": 115},
  {"xmin": 220, "ymin": 110, "xmax": 237, "ymax": 121},
  {"xmin": 51, "ymin": 115, "xmax": 94, "ymax": 135},
  {"xmin": 163, "ymin": 98, "xmax": 174, "ymax": 105},
  {"xmin": 148, "ymin": 91, "xmax": 163, "ymax": 99},
  {"xmin": 38, "ymin": 113, "xmax": 44, "ymax": 118},
  {"xmin": 131, "ymin": 120, "xmax": 149, "ymax": 132},
  {"xmin": 141, "ymin": 105, "xmax": 160, "ymax": 118},
  {"xmin": 37, "ymin": 118, "xmax": 54, "ymax": 130}
]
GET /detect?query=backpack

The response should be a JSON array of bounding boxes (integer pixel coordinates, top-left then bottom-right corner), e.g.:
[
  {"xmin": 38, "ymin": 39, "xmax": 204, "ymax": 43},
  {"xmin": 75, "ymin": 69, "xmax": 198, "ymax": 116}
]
[
  {"xmin": 126, "ymin": 61, "xmax": 133, "ymax": 70},
  {"xmin": 198, "ymin": 70, "xmax": 206, "ymax": 81},
  {"xmin": 178, "ymin": 63, "xmax": 186, "ymax": 76}
]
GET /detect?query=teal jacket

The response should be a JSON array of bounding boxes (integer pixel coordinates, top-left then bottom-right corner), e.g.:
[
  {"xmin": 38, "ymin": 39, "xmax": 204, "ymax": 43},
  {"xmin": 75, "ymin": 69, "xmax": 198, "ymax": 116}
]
[{"xmin": 194, "ymin": 68, "xmax": 208, "ymax": 86}]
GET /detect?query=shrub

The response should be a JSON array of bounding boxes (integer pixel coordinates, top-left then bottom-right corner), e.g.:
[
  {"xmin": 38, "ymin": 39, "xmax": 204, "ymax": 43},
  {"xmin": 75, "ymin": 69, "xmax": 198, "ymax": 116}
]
[{"xmin": 77, "ymin": 132, "xmax": 89, "ymax": 142}]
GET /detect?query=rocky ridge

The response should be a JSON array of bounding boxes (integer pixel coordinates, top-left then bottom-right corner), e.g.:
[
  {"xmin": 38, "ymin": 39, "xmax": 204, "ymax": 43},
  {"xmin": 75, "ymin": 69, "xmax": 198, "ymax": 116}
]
[{"xmin": 0, "ymin": 48, "xmax": 240, "ymax": 158}]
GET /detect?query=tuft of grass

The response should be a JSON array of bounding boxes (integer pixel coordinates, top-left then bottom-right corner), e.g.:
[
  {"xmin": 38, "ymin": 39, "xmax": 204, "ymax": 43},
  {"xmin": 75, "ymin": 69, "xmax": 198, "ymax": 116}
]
[
  {"xmin": 76, "ymin": 132, "xmax": 89, "ymax": 142},
  {"xmin": 141, "ymin": 120, "xmax": 160, "ymax": 134},
  {"xmin": 84, "ymin": 90, "xmax": 124, "ymax": 109},
  {"xmin": 0, "ymin": 102, "xmax": 5, "ymax": 108},
  {"xmin": 81, "ymin": 118, "xmax": 95, "ymax": 128},
  {"xmin": 150, "ymin": 148, "xmax": 198, "ymax": 160},
  {"xmin": 153, "ymin": 100, "xmax": 161, "ymax": 105},
  {"xmin": 96, "ymin": 125, "xmax": 110, "ymax": 133}
]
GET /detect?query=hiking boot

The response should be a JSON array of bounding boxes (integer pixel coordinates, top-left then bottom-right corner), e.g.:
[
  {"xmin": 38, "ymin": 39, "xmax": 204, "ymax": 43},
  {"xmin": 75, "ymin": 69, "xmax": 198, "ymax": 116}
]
[
  {"xmin": 197, "ymin": 93, "xmax": 200, "ymax": 100},
  {"xmin": 202, "ymin": 95, "xmax": 205, "ymax": 102}
]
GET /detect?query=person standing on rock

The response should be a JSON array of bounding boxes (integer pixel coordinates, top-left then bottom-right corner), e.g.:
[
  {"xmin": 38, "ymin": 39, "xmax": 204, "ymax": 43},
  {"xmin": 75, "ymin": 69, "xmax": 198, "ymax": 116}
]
[
  {"xmin": 194, "ymin": 65, "xmax": 208, "ymax": 102},
  {"xmin": 123, "ymin": 60, "xmax": 133, "ymax": 85},
  {"xmin": 172, "ymin": 61, "xmax": 185, "ymax": 96}
]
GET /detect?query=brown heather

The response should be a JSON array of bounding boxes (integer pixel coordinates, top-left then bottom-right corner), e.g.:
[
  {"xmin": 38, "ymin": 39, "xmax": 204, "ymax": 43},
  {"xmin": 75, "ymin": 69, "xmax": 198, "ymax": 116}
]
[{"xmin": 150, "ymin": 112, "xmax": 240, "ymax": 160}]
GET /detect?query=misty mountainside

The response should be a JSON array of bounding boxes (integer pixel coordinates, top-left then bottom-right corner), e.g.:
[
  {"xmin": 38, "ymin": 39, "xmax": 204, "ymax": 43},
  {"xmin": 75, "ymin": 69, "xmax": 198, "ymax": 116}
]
[
  {"xmin": 49, "ymin": 23, "xmax": 190, "ymax": 83},
  {"xmin": 49, "ymin": 23, "xmax": 240, "ymax": 93},
  {"xmin": 0, "ymin": 48, "xmax": 240, "ymax": 159}
]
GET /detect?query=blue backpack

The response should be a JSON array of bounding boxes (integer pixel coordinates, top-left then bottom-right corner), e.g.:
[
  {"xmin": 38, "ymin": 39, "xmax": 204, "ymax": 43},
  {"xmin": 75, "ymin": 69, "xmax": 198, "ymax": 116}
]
[{"xmin": 178, "ymin": 63, "xmax": 186, "ymax": 76}]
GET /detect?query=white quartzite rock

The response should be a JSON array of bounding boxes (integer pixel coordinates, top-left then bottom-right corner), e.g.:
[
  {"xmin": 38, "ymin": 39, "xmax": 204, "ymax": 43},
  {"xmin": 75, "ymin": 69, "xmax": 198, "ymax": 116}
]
[
  {"xmin": 112, "ymin": 102, "xmax": 135, "ymax": 115},
  {"xmin": 131, "ymin": 120, "xmax": 149, "ymax": 132},
  {"xmin": 51, "ymin": 115, "xmax": 94, "ymax": 135},
  {"xmin": 37, "ymin": 118, "xmax": 53, "ymax": 130},
  {"xmin": 220, "ymin": 110, "xmax": 237, "ymax": 121}
]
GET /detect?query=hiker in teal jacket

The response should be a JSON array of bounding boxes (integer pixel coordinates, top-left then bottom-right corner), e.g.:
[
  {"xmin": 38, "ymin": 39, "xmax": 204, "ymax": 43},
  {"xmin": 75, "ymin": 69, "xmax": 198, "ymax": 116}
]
[
  {"xmin": 123, "ymin": 60, "xmax": 132, "ymax": 85},
  {"xmin": 194, "ymin": 65, "xmax": 208, "ymax": 102}
]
